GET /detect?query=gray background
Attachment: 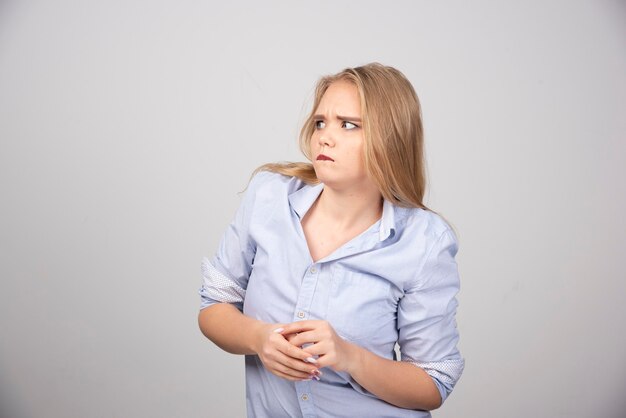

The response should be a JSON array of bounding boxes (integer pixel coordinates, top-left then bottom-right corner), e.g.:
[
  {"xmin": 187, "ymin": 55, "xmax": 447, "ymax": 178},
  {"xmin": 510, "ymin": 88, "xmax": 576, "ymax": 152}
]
[{"xmin": 1, "ymin": 1, "xmax": 625, "ymax": 417}]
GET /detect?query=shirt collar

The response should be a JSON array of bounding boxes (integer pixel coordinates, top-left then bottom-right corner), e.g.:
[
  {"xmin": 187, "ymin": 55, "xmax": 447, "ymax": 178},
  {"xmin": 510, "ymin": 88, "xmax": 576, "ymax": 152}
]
[
  {"xmin": 288, "ymin": 182, "xmax": 396, "ymax": 242},
  {"xmin": 379, "ymin": 198, "xmax": 396, "ymax": 241}
]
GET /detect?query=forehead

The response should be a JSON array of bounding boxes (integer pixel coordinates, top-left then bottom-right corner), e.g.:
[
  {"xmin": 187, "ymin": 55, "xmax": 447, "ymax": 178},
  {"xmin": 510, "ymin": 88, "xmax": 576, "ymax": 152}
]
[{"xmin": 316, "ymin": 81, "xmax": 361, "ymax": 114}]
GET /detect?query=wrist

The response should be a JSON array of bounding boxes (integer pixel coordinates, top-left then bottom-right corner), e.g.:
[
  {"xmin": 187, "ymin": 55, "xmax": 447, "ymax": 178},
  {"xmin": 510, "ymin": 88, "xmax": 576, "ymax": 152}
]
[
  {"xmin": 248, "ymin": 320, "xmax": 268, "ymax": 355},
  {"xmin": 342, "ymin": 340, "xmax": 365, "ymax": 375}
]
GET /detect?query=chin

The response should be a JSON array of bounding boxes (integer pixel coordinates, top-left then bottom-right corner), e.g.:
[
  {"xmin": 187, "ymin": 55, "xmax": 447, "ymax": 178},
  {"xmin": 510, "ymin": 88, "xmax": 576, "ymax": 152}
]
[
  {"xmin": 312, "ymin": 164, "xmax": 334, "ymax": 182},
  {"xmin": 312, "ymin": 170, "xmax": 332, "ymax": 186}
]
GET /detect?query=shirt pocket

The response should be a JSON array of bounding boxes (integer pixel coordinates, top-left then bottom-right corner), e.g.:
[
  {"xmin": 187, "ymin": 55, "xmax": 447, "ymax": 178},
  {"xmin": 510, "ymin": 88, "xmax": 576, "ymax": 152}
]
[{"xmin": 326, "ymin": 270, "xmax": 394, "ymax": 342}]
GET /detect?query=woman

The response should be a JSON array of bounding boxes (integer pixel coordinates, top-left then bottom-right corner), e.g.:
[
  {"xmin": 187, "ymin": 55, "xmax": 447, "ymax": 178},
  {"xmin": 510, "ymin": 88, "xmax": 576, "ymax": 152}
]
[{"xmin": 198, "ymin": 63, "xmax": 464, "ymax": 417}]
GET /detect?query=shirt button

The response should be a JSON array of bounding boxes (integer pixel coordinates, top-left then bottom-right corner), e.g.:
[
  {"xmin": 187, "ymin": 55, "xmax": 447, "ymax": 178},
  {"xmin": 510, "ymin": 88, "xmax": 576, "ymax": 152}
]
[
  {"xmin": 297, "ymin": 311, "xmax": 305, "ymax": 319},
  {"xmin": 310, "ymin": 266, "xmax": 317, "ymax": 274},
  {"xmin": 301, "ymin": 394, "xmax": 309, "ymax": 401}
]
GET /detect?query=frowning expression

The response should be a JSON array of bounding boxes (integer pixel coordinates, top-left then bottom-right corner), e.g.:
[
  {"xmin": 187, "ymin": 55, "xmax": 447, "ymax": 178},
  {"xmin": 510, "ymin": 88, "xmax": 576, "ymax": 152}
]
[{"xmin": 310, "ymin": 81, "xmax": 372, "ymax": 191}]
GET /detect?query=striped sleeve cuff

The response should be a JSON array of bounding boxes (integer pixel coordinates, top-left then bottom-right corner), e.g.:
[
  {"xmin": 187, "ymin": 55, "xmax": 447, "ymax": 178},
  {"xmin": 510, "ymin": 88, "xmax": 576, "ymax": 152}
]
[
  {"xmin": 199, "ymin": 257, "xmax": 246, "ymax": 310},
  {"xmin": 405, "ymin": 358, "xmax": 465, "ymax": 403}
]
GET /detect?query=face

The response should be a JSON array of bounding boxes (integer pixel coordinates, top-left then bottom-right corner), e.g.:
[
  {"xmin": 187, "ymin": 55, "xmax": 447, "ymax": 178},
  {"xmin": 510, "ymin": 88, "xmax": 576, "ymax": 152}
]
[{"xmin": 310, "ymin": 81, "xmax": 374, "ymax": 192}]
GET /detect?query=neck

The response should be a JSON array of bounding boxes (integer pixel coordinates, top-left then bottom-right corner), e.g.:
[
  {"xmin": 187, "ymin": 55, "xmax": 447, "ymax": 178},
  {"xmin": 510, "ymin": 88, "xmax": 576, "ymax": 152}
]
[{"xmin": 315, "ymin": 183, "xmax": 383, "ymax": 231}]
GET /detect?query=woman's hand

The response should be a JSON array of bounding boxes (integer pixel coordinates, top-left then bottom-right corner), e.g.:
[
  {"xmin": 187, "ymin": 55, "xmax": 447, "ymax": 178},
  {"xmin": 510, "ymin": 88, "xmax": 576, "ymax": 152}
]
[
  {"xmin": 252, "ymin": 323, "xmax": 322, "ymax": 381},
  {"xmin": 278, "ymin": 320, "xmax": 360, "ymax": 374}
]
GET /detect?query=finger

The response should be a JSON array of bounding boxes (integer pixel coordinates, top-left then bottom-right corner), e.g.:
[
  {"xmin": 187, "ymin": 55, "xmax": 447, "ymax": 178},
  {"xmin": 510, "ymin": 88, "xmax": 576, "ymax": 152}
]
[
  {"xmin": 288, "ymin": 330, "xmax": 320, "ymax": 347},
  {"xmin": 269, "ymin": 351, "xmax": 319, "ymax": 378},
  {"xmin": 273, "ymin": 328, "xmax": 312, "ymax": 352},
  {"xmin": 267, "ymin": 334, "xmax": 320, "ymax": 371},
  {"xmin": 272, "ymin": 368, "xmax": 316, "ymax": 382},
  {"xmin": 302, "ymin": 340, "xmax": 339, "ymax": 368},
  {"xmin": 276, "ymin": 349, "xmax": 319, "ymax": 373},
  {"xmin": 272, "ymin": 363, "xmax": 313, "ymax": 380},
  {"xmin": 269, "ymin": 364, "xmax": 310, "ymax": 381},
  {"xmin": 279, "ymin": 320, "xmax": 321, "ymax": 335},
  {"xmin": 311, "ymin": 352, "xmax": 336, "ymax": 370},
  {"xmin": 275, "ymin": 336, "xmax": 319, "ymax": 364},
  {"xmin": 297, "ymin": 340, "xmax": 325, "ymax": 357}
]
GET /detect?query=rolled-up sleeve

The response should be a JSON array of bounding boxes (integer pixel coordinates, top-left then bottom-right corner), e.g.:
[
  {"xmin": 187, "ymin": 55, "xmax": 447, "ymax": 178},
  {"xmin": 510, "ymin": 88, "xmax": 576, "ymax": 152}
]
[
  {"xmin": 397, "ymin": 229, "xmax": 464, "ymax": 403},
  {"xmin": 199, "ymin": 173, "xmax": 266, "ymax": 311}
]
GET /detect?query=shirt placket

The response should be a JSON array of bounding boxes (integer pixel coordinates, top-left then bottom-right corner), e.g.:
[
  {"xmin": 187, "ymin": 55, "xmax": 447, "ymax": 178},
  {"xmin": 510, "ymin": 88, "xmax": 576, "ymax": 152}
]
[{"xmin": 293, "ymin": 262, "xmax": 321, "ymax": 418}]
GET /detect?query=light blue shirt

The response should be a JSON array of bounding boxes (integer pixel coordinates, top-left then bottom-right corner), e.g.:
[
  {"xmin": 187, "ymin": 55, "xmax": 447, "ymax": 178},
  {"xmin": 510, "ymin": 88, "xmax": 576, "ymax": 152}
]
[{"xmin": 200, "ymin": 171, "xmax": 464, "ymax": 418}]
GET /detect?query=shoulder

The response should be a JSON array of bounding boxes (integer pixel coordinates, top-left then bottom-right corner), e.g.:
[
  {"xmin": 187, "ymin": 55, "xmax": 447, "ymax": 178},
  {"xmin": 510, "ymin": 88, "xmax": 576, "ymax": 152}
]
[
  {"xmin": 394, "ymin": 208, "xmax": 459, "ymax": 289},
  {"xmin": 398, "ymin": 207, "xmax": 456, "ymax": 243},
  {"xmin": 244, "ymin": 170, "xmax": 308, "ymax": 207},
  {"xmin": 248, "ymin": 170, "xmax": 306, "ymax": 194},
  {"xmin": 395, "ymin": 207, "xmax": 459, "ymax": 265}
]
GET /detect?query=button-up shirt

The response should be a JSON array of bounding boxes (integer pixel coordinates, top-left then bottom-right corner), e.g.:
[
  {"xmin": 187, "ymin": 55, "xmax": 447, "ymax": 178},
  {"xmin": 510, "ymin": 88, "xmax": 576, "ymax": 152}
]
[{"xmin": 200, "ymin": 171, "xmax": 464, "ymax": 418}]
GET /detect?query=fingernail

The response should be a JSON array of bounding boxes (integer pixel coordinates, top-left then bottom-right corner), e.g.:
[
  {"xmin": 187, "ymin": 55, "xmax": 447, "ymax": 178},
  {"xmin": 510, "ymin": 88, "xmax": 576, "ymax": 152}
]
[
  {"xmin": 305, "ymin": 357, "xmax": 318, "ymax": 364},
  {"xmin": 273, "ymin": 327, "xmax": 284, "ymax": 333},
  {"xmin": 313, "ymin": 370, "xmax": 322, "ymax": 376},
  {"xmin": 310, "ymin": 374, "xmax": 320, "ymax": 381}
]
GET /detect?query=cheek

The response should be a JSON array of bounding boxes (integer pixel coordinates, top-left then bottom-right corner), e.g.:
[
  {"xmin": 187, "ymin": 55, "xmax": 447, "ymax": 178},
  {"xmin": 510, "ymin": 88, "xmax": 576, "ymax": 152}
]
[
  {"xmin": 350, "ymin": 142, "xmax": 365, "ymax": 162},
  {"xmin": 308, "ymin": 136, "xmax": 318, "ymax": 153},
  {"xmin": 345, "ymin": 147, "xmax": 366, "ymax": 173}
]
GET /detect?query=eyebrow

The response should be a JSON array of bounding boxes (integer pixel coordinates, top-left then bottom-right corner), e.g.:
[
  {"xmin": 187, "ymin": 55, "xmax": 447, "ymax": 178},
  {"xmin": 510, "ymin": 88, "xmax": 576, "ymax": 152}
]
[{"xmin": 313, "ymin": 114, "xmax": 362, "ymax": 122}]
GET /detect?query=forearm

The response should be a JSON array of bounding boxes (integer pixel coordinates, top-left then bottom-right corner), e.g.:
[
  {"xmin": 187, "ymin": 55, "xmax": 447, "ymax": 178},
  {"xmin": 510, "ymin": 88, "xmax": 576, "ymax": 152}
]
[
  {"xmin": 345, "ymin": 343, "xmax": 441, "ymax": 411},
  {"xmin": 198, "ymin": 303, "xmax": 265, "ymax": 355}
]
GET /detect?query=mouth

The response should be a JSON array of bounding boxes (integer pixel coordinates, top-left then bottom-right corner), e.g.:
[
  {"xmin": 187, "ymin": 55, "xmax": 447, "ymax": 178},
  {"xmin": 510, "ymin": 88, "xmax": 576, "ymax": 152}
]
[{"xmin": 316, "ymin": 154, "xmax": 334, "ymax": 162}]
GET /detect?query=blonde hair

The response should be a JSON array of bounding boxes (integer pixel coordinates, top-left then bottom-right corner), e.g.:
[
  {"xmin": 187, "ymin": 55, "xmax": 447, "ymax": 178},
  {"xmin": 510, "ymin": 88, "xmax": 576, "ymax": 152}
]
[{"xmin": 256, "ymin": 63, "xmax": 428, "ymax": 209}]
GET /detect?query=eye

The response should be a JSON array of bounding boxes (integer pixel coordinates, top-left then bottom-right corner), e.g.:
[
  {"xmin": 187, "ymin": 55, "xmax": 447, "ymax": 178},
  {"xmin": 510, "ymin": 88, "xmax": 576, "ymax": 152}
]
[
  {"xmin": 314, "ymin": 120, "xmax": 326, "ymax": 129},
  {"xmin": 342, "ymin": 121, "xmax": 359, "ymax": 130}
]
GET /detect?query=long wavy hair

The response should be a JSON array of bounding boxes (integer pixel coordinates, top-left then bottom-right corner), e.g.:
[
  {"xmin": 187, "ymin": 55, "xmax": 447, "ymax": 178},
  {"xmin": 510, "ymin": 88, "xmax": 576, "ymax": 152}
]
[{"xmin": 256, "ymin": 63, "xmax": 428, "ymax": 209}]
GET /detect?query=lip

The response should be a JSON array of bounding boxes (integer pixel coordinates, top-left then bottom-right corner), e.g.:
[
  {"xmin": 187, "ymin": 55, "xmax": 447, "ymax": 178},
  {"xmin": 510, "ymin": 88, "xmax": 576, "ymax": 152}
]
[{"xmin": 316, "ymin": 154, "xmax": 334, "ymax": 162}]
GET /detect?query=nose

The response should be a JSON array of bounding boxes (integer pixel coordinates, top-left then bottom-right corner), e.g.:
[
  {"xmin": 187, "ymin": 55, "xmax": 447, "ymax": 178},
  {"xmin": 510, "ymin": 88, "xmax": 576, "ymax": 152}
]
[{"xmin": 318, "ymin": 132, "xmax": 334, "ymax": 148}]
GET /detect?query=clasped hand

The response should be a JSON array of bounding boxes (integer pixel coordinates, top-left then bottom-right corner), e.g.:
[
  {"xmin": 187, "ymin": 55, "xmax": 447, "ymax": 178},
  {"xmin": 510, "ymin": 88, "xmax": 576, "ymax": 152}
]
[{"xmin": 255, "ymin": 320, "xmax": 356, "ymax": 382}]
